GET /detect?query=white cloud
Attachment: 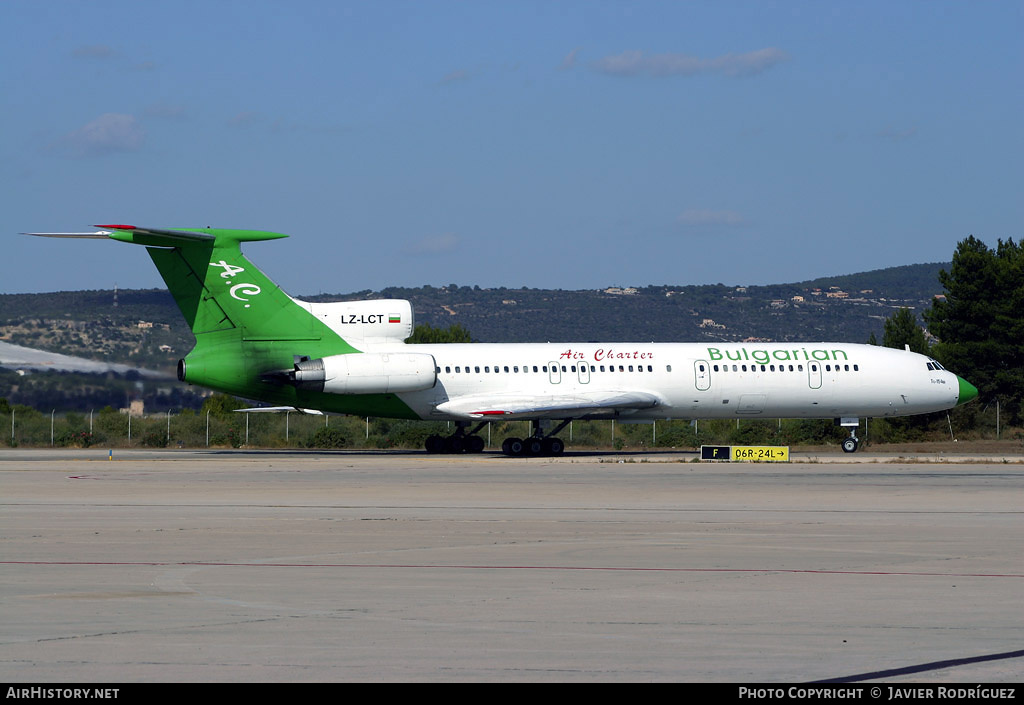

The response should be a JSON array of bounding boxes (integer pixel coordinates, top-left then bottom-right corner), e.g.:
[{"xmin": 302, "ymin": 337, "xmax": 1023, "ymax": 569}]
[
  {"xmin": 51, "ymin": 113, "xmax": 144, "ymax": 158},
  {"xmin": 593, "ymin": 48, "xmax": 788, "ymax": 78},
  {"xmin": 559, "ymin": 48, "xmax": 581, "ymax": 71}
]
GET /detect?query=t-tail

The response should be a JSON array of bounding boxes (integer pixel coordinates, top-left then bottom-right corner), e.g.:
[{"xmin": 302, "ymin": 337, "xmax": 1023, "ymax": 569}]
[{"xmin": 25, "ymin": 225, "xmax": 361, "ymax": 405}]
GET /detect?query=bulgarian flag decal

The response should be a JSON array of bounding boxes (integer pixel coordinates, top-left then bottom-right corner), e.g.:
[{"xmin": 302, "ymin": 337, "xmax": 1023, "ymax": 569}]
[{"xmin": 389, "ymin": 313, "xmax": 401, "ymax": 323}]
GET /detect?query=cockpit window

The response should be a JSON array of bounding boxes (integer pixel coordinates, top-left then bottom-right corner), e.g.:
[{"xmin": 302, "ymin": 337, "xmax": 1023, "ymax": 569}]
[{"xmin": 927, "ymin": 359, "xmax": 946, "ymax": 371}]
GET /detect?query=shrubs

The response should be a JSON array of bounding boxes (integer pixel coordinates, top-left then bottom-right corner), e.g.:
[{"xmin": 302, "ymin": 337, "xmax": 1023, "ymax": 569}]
[
  {"xmin": 305, "ymin": 427, "xmax": 347, "ymax": 449},
  {"xmin": 55, "ymin": 430, "xmax": 94, "ymax": 448}
]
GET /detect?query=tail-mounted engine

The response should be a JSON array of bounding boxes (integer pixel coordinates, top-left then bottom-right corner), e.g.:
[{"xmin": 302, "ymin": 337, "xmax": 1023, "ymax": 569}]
[{"xmin": 280, "ymin": 352, "xmax": 437, "ymax": 395}]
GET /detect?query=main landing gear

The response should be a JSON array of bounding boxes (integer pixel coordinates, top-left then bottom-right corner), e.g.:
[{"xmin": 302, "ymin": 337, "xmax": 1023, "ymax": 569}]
[
  {"xmin": 500, "ymin": 419, "xmax": 568, "ymax": 457},
  {"xmin": 424, "ymin": 420, "xmax": 569, "ymax": 456},
  {"xmin": 424, "ymin": 421, "xmax": 486, "ymax": 454}
]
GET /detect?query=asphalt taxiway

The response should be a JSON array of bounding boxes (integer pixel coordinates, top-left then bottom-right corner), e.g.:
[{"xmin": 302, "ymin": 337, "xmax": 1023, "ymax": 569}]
[{"xmin": 2, "ymin": 448, "xmax": 1022, "ymax": 682}]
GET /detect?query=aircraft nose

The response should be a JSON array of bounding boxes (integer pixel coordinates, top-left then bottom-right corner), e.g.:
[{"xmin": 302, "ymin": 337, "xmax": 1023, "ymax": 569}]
[{"xmin": 956, "ymin": 376, "xmax": 979, "ymax": 406}]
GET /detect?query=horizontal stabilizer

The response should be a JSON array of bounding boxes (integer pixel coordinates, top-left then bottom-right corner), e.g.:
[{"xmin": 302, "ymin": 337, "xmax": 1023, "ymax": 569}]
[
  {"xmin": 233, "ymin": 406, "xmax": 326, "ymax": 415},
  {"xmin": 25, "ymin": 224, "xmax": 288, "ymax": 248},
  {"xmin": 23, "ymin": 231, "xmax": 111, "ymax": 238}
]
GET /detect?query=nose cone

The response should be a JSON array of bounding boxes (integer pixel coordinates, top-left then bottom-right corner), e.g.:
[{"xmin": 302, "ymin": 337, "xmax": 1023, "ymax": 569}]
[{"xmin": 956, "ymin": 376, "xmax": 979, "ymax": 406}]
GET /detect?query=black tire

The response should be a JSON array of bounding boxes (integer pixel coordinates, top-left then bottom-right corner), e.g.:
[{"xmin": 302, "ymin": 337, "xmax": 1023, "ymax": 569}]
[
  {"xmin": 466, "ymin": 435, "xmax": 485, "ymax": 453},
  {"xmin": 842, "ymin": 437, "xmax": 859, "ymax": 453},
  {"xmin": 425, "ymin": 435, "xmax": 445, "ymax": 454},
  {"xmin": 543, "ymin": 437, "xmax": 565, "ymax": 456},
  {"xmin": 503, "ymin": 437, "xmax": 524, "ymax": 456}
]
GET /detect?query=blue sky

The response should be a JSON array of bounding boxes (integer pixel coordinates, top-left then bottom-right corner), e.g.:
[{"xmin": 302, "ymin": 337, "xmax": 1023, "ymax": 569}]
[{"xmin": 3, "ymin": 1, "xmax": 1021, "ymax": 295}]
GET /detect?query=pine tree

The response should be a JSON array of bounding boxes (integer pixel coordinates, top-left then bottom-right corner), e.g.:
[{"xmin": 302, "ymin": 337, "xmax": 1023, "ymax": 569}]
[
  {"xmin": 924, "ymin": 236, "xmax": 1024, "ymax": 423},
  {"xmin": 882, "ymin": 308, "xmax": 929, "ymax": 354}
]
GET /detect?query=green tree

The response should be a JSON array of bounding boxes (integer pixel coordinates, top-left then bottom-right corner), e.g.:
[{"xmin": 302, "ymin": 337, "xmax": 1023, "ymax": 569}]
[
  {"xmin": 201, "ymin": 393, "xmax": 244, "ymax": 417},
  {"xmin": 924, "ymin": 236, "xmax": 1024, "ymax": 423},
  {"xmin": 406, "ymin": 322, "xmax": 473, "ymax": 344},
  {"xmin": 882, "ymin": 308, "xmax": 929, "ymax": 354}
]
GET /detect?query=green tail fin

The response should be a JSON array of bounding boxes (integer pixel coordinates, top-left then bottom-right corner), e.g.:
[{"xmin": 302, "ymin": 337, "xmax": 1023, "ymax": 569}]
[{"xmin": 104, "ymin": 225, "xmax": 323, "ymax": 342}]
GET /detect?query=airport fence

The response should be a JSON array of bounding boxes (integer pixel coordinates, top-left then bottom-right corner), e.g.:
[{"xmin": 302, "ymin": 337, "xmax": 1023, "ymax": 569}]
[{"xmin": 0, "ymin": 400, "xmax": 1015, "ymax": 451}]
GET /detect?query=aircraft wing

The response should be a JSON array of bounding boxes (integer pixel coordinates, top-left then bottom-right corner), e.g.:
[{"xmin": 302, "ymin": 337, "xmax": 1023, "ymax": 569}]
[{"xmin": 434, "ymin": 390, "xmax": 662, "ymax": 420}]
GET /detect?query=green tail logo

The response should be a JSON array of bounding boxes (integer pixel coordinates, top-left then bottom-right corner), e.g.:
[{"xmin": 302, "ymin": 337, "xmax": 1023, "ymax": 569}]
[{"xmin": 96, "ymin": 225, "xmax": 359, "ymax": 397}]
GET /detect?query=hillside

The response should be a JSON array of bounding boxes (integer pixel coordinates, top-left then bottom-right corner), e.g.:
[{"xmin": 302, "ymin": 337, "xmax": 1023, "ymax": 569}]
[
  {"xmin": 0, "ymin": 262, "xmax": 949, "ymax": 367},
  {"xmin": 315, "ymin": 261, "xmax": 949, "ymax": 344}
]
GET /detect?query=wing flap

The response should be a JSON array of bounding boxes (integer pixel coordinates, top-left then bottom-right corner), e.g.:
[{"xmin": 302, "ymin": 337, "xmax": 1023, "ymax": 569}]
[
  {"xmin": 435, "ymin": 391, "xmax": 662, "ymax": 420},
  {"xmin": 233, "ymin": 406, "xmax": 325, "ymax": 415}
]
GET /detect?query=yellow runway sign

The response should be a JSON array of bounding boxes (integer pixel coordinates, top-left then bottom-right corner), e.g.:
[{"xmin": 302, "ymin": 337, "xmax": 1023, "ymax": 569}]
[{"xmin": 701, "ymin": 445, "xmax": 790, "ymax": 462}]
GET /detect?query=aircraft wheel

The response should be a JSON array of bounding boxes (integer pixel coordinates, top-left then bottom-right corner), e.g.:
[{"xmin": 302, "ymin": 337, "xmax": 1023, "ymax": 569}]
[
  {"xmin": 841, "ymin": 437, "xmax": 859, "ymax": 453},
  {"xmin": 445, "ymin": 435, "xmax": 466, "ymax": 454},
  {"xmin": 466, "ymin": 435, "xmax": 485, "ymax": 453},
  {"xmin": 425, "ymin": 435, "xmax": 445, "ymax": 454},
  {"xmin": 543, "ymin": 437, "xmax": 565, "ymax": 456},
  {"xmin": 524, "ymin": 437, "xmax": 544, "ymax": 455},
  {"xmin": 502, "ymin": 437, "xmax": 524, "ymax": 456}
]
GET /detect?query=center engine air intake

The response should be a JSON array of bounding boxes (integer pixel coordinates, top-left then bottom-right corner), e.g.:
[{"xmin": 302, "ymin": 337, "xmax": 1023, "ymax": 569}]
[{"xmin": 291, "ymin": 352, "xmax": 436, "ymax": 395}]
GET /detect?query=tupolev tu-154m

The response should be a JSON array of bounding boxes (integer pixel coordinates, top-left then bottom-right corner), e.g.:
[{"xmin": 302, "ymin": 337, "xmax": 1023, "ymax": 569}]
[{"xmin": 28, "ymin": 225, "xmax": 978, "ymax": 455}]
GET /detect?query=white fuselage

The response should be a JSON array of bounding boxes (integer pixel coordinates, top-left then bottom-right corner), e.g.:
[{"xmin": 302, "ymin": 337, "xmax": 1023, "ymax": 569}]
[{"xmin": 369, "ymin": 341, "xmax": 961, "ymax": 422}]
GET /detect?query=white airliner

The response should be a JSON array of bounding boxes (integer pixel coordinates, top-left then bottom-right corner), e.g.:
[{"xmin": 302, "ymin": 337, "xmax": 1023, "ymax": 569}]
[{"xmin": 29, "ymin": 224, "xmax": 978, "ymax": 455}]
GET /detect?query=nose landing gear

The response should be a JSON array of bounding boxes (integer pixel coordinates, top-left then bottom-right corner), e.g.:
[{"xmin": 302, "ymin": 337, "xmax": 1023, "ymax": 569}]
[
  {"xmin": 841, "ymin": 434, "xmax": 860, "ymax": 453},
  {"xmin": 838, "ymin": 417, "xmax": 861, "ymax": 453}
]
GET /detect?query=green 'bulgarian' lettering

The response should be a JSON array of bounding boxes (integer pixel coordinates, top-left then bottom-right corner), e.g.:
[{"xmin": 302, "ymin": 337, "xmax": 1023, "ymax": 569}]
[{"xmin": 707, "ymin": 346, "xmax": 848, "ymax": 362}]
